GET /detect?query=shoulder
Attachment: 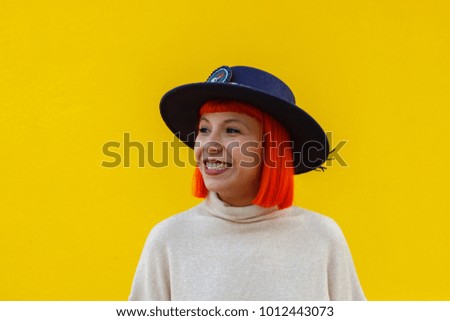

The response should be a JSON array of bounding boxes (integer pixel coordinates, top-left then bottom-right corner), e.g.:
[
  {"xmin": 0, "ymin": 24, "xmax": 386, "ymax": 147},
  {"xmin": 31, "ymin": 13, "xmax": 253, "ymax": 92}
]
[
  {"xmin": 288, "ymin": 206, "xmax": 347, "ymax": 244},
  {"xmin": 145, "ymin": 202, "xmax": 206, "ymax": 245}
]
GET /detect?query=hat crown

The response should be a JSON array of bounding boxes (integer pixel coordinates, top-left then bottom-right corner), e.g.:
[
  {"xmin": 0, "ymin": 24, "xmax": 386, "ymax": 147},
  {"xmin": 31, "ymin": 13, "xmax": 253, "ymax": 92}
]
[{"xmin": 229, "ymin": 66, "xmax": 296, "ymax": 105}]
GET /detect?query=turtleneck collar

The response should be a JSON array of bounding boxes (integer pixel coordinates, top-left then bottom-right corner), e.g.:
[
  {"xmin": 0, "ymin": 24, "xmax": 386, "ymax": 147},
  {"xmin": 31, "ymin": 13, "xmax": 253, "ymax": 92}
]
[{"xmin": 201, "ymin": 192, "xmax": 285, "ymax": 223}]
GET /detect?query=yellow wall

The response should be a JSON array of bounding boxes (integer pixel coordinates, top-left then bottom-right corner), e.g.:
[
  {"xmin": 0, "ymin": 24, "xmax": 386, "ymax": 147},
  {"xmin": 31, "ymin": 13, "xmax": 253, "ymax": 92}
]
[{"xmin": 1, "ymin": 0, "xmax": 449, "ymax": 300}]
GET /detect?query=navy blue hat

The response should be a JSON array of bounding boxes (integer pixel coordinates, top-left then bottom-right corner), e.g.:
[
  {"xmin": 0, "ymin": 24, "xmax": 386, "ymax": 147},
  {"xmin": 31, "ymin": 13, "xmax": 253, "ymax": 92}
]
[{"xmin": 160, "ymin": 66, "xmax": 329, "ymax": 174}]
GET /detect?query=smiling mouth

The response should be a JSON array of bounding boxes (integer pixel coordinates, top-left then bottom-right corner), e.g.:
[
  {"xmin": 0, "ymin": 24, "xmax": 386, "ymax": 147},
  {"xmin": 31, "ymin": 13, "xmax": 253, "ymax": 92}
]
[{"xmin": 204, "ymin": 160, "xmax": 232, "ymax": 171}]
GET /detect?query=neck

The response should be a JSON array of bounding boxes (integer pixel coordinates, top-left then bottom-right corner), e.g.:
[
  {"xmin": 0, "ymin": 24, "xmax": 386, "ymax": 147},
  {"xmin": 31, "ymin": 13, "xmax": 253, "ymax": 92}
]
[{"xmin": 216, "ymin": 191, "xmax": 256, "ymax": 207}]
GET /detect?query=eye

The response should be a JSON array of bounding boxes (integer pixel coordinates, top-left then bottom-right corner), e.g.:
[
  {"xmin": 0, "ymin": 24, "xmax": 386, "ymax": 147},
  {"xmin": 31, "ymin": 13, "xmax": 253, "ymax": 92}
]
[
  {"xmin": 198, "ymin": 127, "xmax": 209, "ymax": 133},
  {"xmin": 226, "ymin": 127, "xmax": 241, "ymax": 134}
]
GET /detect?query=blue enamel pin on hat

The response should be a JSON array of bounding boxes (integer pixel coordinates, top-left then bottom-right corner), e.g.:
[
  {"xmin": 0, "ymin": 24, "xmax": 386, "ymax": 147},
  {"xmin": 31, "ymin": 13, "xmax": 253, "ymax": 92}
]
[{"xmin": 160, "ymin": 65, "xmax": 330, "ymax": 174}]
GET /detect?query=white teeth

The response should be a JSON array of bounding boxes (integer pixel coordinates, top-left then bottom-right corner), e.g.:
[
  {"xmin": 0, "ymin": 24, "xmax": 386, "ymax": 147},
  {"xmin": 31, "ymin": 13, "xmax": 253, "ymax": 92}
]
[{"xmin": 206, "ymin": 162, "xmax": 228, "ymax": 170}]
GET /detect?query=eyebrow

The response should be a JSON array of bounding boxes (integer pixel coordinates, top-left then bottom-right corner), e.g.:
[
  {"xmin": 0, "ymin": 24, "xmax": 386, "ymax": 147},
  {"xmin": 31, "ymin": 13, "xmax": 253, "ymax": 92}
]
[{"xmin": 199, "ymin": 117, "xmax": 251, "ymax": 131}]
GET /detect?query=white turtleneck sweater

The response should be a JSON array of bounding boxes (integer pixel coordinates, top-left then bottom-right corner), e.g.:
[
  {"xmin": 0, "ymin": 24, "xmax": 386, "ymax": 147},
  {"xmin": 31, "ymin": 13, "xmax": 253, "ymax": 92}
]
[{"xmin": 129, "ymin": 193, "xmax": 365, "ymax": 301}]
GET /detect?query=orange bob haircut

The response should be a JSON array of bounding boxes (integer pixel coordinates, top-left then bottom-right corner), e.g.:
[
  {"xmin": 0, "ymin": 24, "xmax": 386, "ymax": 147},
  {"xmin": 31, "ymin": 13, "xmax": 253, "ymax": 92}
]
[{"xmin": 192, "ymin": 100, "xmax": 294, "ymax": 209}]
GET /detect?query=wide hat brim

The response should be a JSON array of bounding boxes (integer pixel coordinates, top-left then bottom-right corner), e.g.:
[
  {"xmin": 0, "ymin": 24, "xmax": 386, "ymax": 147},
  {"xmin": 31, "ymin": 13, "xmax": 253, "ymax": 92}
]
[{"xmin": 160, "ymin": 80, "xmax": 329, "ymax": 174}]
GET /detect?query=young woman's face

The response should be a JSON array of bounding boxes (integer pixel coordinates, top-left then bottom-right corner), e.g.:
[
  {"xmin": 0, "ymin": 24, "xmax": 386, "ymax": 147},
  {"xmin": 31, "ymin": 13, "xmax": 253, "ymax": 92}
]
[{"xmin": 194, "ymin": 112, "xmax": 263, "ymax": 206}]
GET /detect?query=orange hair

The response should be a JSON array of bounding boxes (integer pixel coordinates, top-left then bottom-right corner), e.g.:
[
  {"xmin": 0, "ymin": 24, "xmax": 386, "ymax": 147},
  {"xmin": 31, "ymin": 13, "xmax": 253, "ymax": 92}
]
[{"xmin": 192, "ymin": 100, "xmax": 294, "ymax": 209}]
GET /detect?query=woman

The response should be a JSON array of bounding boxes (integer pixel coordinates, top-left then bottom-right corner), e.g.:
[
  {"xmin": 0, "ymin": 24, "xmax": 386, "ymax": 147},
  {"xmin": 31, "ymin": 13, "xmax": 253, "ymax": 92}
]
[{"xmin": 129, "ymin": 66, "xmax": 365, "ymax": 300}]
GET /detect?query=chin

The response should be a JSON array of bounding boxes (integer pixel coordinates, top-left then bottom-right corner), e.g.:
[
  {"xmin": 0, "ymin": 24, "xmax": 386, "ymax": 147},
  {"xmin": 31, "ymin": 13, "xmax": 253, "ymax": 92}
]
[{"xmin": 203, "ymin": 182, "xmax": 230, "ymax": 195}]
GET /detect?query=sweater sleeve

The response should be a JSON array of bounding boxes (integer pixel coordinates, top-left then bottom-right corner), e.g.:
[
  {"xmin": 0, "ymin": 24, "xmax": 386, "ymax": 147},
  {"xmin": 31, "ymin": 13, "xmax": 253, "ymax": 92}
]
[
  {"xmin": 128, "ymin": 225, "xmax": 171, "ymax": 301},
  {"xmin": 326, "ymin": 220, "xmax": 366, "ymax": 301}
]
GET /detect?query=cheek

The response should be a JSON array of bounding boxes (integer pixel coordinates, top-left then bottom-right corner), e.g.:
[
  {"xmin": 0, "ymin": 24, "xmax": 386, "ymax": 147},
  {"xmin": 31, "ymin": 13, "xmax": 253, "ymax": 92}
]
[
  {"xmin": 231, "ymin": 141, "xmax": 263, "ymax": 169},
  {"xmin": 194, "ymin": 137, "xmax": 202, "ymax": 162}
]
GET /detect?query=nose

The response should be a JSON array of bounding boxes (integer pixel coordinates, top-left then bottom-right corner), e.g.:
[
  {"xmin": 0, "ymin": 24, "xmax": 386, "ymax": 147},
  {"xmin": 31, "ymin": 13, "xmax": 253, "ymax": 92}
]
[
  {"xmin": 205, "ymin": 140, "xmax": 223, "ymax": 154},
  {"xmin": 200, "ymin": 129, "xmax": 225, "ymax": 159}
]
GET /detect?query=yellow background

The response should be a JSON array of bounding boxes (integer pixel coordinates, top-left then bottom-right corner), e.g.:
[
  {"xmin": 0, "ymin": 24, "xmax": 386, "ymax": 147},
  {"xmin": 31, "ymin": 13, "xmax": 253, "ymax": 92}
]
[{"xmin": 1, "ymin": 0, "xmax": 449, "ymax": 300}]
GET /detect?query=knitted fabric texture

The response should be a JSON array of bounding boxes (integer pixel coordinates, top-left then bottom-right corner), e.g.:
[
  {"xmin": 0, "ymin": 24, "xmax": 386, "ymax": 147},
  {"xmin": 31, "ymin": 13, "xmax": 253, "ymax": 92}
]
[{"xmin": 129, "ymin": 193, "xmax": 365, "ymax": 301}]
